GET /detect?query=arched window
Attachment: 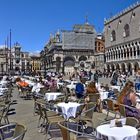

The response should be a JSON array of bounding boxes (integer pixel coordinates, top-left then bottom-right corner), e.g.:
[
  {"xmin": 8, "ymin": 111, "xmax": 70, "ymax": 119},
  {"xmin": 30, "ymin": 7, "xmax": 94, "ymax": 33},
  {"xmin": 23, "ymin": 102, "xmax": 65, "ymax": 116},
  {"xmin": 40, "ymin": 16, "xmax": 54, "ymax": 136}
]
[
  {"xmin": 111, "ymin": 30, "xmax": 116, "ymax": 41},
  {"xmin": 123, "ymin": 24, "xmax": 130, "ymax": 37}
]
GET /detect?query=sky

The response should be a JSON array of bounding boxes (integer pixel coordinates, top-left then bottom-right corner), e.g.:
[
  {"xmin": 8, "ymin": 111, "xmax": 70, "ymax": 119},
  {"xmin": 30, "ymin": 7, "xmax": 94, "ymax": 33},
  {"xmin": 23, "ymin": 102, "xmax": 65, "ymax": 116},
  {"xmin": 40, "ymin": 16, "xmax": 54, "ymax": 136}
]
[{"xmin": 0, "ymin": 0, "xmax": 139, "ymax": 53}]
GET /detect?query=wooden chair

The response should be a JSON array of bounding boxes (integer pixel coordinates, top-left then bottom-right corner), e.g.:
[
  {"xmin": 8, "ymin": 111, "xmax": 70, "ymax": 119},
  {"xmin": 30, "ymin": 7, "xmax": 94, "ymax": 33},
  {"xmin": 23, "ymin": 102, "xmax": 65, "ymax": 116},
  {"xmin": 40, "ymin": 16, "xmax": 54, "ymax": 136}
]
[
  {"xmin": 12, "ymin": 123, "xmax": 27, "ymax": 140},
  {"xmin": 126, "ymin": 117, "xmax": 139, "ymax": 128},
  {"xmin": 0, "ymin": 122, "xmax": 27, "ymax": 140},
  {"xmin": 87, "ymin": 94, "xmax": 100, "ymax": 103},
  {"xmin": 105, "ymin": 99, "xmax": 118, "ymax": 120},
  {"xmin": 39, "ymin": 87, "xmax": 48, "ymax": 95},
  {"xmin": 73, "ymin": 102, "xmax": 96, "ymax": 122},
  {"xmin": 70, "ymin": 103, "xmax": 96, "ymax": 133},
  {"xmin": 58, "ymin": 121, "xmax": 100, "ymax": 140},
  {"xmin": 42, "ymin": 107, "xmax": 65, "ymax": 138},
  {"xmin": 92, "ymin": 111, "xmax": 113, "ymax": 131},
  {"xmin": 35, "ymin": 100, "xmax": 58, "ymax": 128},
  {"xmin": 0, "ymin": 101, "xmax": 14, "ymax": 125},
  {"xmin": 118, "ymin": 104, "xmax": 126, "ymax": 118}
]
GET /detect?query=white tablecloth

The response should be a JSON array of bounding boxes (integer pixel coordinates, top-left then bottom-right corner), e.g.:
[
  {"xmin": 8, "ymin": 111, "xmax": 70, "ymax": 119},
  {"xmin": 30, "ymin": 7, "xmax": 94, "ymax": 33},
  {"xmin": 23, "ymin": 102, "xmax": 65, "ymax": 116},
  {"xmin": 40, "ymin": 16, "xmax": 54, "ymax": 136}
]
[
  {"xmin": 45, "ymin": 92, "xmax": 62, "ymax": 101},
  {"xmin": 57, "ymin": 102, "xmax": 80, "ymax": 119},
  {"xmin": 99, "ymin": 91, "xmax": 109, "ymax": 101},
  {"xmin": 97, "ymin": 124, "xmax": 138, "ymax": 140}
]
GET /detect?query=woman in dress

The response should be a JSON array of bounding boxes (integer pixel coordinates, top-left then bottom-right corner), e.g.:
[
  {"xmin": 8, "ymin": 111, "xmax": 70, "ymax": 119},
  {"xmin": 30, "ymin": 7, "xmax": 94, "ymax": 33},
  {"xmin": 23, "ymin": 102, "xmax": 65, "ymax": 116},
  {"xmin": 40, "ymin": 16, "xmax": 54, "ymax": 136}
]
[
  {"xmin": 117, "ymin": 80, "xmax": 134, "ymax": 104},
  {"xmin": 123, "ymin": 88, "xmax": 140, "ymax": 122}
]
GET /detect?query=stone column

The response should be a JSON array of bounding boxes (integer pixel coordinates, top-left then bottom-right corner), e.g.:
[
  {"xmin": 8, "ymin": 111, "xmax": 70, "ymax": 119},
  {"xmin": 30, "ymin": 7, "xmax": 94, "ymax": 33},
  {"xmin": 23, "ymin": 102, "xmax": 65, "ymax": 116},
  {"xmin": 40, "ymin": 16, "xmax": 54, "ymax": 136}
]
[
  {"xmin": 134, "ymin": 44, "xmax": 138, "ymax": 59},
  {"xmin": 131, "ymin": 64, "xmax": 135, "ymax": 76},
  {"xmin": 131, "ymin": 44, "xmax": 134, "ymax": 59},
  {"xmin": 125, "ymin": 47, "xmax": 127, "ymax": 60}
]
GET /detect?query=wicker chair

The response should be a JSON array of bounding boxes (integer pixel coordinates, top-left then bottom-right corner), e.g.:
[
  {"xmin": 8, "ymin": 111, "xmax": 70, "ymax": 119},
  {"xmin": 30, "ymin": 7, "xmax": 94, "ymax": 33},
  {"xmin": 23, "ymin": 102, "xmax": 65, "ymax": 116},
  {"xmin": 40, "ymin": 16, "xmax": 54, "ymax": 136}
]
[
  {"xmin": 105, "ymin": 99, "xmax": 118, "ymax": 120},
  {"xmin": 58, "ymin": 121, "xmax": 101, "ymax": 140},
  {"xmin": 0, "ymin": 101, "xmax": 14, "ymax": 125},
  {"xmin": 0, "ymin": 122, "xmax": 27, "ymax": 140},
  {"xmin": 126, "ymin": 117, "xmax": 140, "ymax": 128},
  {"xmin": 118, "ymin": 103, "xmax": 126, "ymax": 118},
  {"xmin": 42, "ymin": 107, "xmax": 65, "ymax": 138}
]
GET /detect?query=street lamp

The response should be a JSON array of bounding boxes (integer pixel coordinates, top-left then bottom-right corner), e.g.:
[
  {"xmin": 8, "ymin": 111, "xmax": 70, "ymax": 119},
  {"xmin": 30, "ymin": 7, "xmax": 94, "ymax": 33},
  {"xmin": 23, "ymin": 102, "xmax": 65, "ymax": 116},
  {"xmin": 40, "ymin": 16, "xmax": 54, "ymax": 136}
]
[{"xmin": 1, "ymin": 62, "xmax": 4, "ymax": 76}]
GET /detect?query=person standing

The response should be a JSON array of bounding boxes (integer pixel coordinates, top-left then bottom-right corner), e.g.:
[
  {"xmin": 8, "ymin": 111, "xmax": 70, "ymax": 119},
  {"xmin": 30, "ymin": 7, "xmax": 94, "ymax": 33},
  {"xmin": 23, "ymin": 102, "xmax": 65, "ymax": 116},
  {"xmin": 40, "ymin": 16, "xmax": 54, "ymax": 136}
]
[
  {"xmin": 94, "ymin": 70, "xmax": 99, "ymax": 84},
  {"xmin": 111, "ymin": 70, "xmax": 119, "ymax": 86},
  {"xmin": 75, "ymin": 78, "xmax": 86, "ymax": 99},
  {"xmin": 135, "ymin": 69, "xmax": 140, "ymax": 92}
]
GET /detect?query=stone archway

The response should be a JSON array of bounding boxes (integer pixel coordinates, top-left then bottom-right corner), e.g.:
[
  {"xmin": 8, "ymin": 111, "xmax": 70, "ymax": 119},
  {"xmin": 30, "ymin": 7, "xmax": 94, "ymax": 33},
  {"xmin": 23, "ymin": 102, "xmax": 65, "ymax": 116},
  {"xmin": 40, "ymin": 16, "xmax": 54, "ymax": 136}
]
[
  {"xmin": 121, "ymin": 63, "xmax": 126, "ymax": 73},
  {"xmin": 63, "ymin": 56, "xmax": 75, "ymax": 75},
  {"xmin": 78, "ymin": 56, "xmax": 87, "ymax": 61},
  {"xmin": 56, "ymin": 57, "xmax": 61, "ymax": 73},
  {"xmin": 111, "ymin": 64, "xmax": 115, "ymax": 72},
  {"xmin": 133, "ymin": 62, "xmax": 139, "ymax": 73},
  {"xmin": 116, "ymin": 63, "xmax": 120, "ymax": 70},
  {"xmin": 107, "ymin": 64, "xmax": 110, "ymax": 72},
  {"xmin": 15, "ymin": 67, "xmax": 20, "ymax": 74},
  {"xmin": 127, "ymin": 63, "xmax": 132, "ymax": 75}
]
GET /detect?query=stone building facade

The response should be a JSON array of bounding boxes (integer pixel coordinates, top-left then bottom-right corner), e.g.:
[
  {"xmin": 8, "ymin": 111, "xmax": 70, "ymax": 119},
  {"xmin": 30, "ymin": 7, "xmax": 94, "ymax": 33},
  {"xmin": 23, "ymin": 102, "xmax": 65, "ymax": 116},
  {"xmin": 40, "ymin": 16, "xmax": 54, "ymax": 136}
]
[
  {"xmin": 30, "ymin": 55, "xmax": 41, "ymax": 73},
  {"xmin": 94, "ymin": 34, "xmax": 105, "ymax": 72},
  {"xmin": 104, "ymin": 2, "xmax": 140, "ymax": 75},
  {"xmin": 42, "ymin": 23, "xmax": 97, "ymax": 75},
  {"xmin": 0, "ymin": 43, "xmax": 30, "ymax": 74},
  {"xmin": 10, "ymin": 43, "xmax": 30, "ymax": 73},
  {"xmin": 0, "ymin": 46, "xmax": 7, "ymax": 75}
]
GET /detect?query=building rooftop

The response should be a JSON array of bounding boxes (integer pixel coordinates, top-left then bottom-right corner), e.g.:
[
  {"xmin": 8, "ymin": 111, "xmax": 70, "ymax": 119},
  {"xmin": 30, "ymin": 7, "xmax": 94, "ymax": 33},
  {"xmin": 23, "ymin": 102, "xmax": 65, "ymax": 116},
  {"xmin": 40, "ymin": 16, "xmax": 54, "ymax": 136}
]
[{"xmin": 104, "ymin": 1, "xmax": 140, "ymax": 25}]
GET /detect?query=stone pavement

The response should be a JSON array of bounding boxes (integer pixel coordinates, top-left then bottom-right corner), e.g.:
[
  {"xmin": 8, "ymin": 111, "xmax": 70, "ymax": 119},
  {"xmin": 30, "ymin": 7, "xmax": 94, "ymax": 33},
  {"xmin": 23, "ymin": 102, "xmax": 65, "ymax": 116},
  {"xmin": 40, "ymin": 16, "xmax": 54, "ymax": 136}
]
[
  {"xmin": 8, "ymin": 84, "xmax": 140, "ymax": 140},
  {"xmin": 9, "ymin": 87, "xmax": 64, "ymax": 140}
]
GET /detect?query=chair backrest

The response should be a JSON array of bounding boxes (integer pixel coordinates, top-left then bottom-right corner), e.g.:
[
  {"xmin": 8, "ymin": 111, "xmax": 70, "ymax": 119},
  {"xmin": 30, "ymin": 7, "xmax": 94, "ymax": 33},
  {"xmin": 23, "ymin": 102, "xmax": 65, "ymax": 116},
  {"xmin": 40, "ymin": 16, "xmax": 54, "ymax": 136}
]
[
  {"xmin": 0, "ymin": 106, "xmax": 7, "ymax": 124},
  {"xmin": 88, "ymin": 94, "xmax": 100, "ymax": 103},
  {"xmin": 119, "ymin": 104, "xmax": 126, "ymax": 117},
  {"xmin": 40, "ymin": 87, "xmax": 48, "ymax": 95},
  {"xmin": 106, "ymin": 99, "xmax": 114, "ymax": 111},
  {"xmin": 35, "ymin": 101, "xmax": 44, "ymax": 117},
  {"xmin": 58, "ymin": 122, "xmax": 70, "ymax": 140},
  {"xmin": 92, "ymin": 112, "xmax": 106, "ymax": 129},
  {"xmin": 58, "ymin": 121, "xmax": 98, "ymax": 140},
  {"xmin": 125, "ymin": 117, "xmax": 139, "ymax": 128},
  {"xmin": 85, "ymin": 103, "xmax": 96, "ymax": 119},
  {"xmin": 13, "ymin": 124, "xmax": 27, "ymax": 140},
  {"xmin": 1, "ymin": 101, "xmax": 13, "ymax": 124},
  {"xmin": 0, "ymin": 123, "xmax": 26, "ymax": 140},
  {"xmin": 76, "ymin": 104, "xmax": 85, "ymax": 117}
]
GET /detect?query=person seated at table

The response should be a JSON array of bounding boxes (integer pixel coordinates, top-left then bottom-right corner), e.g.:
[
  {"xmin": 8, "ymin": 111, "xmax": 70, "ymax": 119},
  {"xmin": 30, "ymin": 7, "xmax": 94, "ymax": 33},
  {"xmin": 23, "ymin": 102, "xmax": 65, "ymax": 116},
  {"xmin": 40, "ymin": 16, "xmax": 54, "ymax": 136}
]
[
  {"xmin": 86, "ymin": 81, "xmax": 99, "ymax": 94},
  {"xmin": 32, "ymin": 80, "xmax": 41, "ymax": 93},
  {"xmin": 49, "ymin": 79, "xmax": 57, "ymax": 92},
  {"xmin": 123, "ymin": 88, "xmax": 140, "ymax": 122},
  {"xmin": 75, "ymin": 78, "xmax": 85, "ymax": 99},
  {"xmin": 117, "ymin": 80, "xmax": 134, "ymax": 104}
]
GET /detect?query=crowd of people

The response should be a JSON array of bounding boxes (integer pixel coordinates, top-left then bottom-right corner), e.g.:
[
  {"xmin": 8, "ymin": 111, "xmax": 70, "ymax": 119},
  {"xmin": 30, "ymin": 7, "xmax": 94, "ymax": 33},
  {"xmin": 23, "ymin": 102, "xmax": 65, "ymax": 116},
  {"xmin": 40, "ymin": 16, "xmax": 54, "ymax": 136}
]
[
  {"xmin": 72, "ymin": 68, "xmax": 140, "ymax": 122},
  {"xmin": 13, "ymin": 67, "xmax": 140, "ymax": 124}
]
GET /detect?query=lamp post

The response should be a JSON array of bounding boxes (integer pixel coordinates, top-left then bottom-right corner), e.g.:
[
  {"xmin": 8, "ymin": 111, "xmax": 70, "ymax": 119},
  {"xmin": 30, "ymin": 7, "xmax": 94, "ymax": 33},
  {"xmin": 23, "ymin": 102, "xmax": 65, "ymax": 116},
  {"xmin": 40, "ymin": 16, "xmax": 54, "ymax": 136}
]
[{"xmin": 1, "ymin": 62, "xmax": 4, "ymax": 76}]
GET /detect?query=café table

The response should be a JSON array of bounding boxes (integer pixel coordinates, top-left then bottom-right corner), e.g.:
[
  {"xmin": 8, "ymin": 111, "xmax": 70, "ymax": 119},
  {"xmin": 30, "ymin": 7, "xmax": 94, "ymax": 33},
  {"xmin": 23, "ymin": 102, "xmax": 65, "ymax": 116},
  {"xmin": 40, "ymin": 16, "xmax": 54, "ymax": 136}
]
[
  {"xmin": 96, "ymin": 124, "xmax": 138, "ymax": 140},
  {"xmin": 57, "ymin": 102, "xmax": 80, "ymax": 119},
  {"xmin": 45, "ymin": 92, "xmax": 62, "ymax": 101},
  {"xmin": 99, "ymin": 90, "xmax": 109, "ymax": 101},
  {"xmin": 110, "ymin": 86, "xmax": 121, "ymax": 92}
]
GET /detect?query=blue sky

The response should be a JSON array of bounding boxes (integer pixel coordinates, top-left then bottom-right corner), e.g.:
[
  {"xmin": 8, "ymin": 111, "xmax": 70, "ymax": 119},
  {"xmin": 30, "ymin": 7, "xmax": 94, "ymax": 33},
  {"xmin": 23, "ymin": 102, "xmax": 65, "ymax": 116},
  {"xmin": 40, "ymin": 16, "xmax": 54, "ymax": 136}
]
[{"xmin": 0, "ymin": 0, "xmax": 139, "ymax": 53}]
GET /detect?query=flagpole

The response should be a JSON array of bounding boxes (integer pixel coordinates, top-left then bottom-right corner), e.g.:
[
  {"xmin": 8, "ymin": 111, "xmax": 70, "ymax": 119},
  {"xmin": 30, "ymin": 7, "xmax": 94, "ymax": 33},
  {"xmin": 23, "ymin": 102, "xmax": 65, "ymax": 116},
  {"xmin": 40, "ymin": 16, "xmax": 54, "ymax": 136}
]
[
  {"xmin": 6, "ymin": 36, "xmax": 9, "ymax": 73},
  {"xmin": 4, "ymin": 40, "xmax": 7, "ymax": 74},
  {"xmin": 9, "ymin": 29, "xmax": 12, "ymax": 71}
]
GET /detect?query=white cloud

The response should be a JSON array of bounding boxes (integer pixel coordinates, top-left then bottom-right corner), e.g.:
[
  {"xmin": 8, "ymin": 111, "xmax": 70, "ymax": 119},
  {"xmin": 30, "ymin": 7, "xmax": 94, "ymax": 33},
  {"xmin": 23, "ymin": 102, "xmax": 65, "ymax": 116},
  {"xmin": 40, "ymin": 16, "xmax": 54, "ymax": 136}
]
[
  {"xmin": 0, "ymin": 45, "xmax": 6, "ymax": 48},
  {"xmin": 29, "ymin": 50, "xmax": 40, "ymax": 56}
]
